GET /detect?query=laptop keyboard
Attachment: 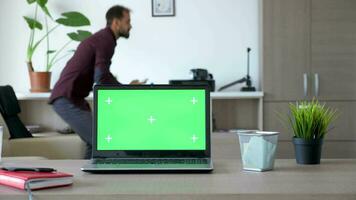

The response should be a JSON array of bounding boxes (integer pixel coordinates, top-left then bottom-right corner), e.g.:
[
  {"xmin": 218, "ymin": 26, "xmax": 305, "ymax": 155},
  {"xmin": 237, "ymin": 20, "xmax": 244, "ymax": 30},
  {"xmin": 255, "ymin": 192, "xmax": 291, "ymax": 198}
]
[{"xmin": 93, "ymin": 158, "xmax": 209, "ymax": 165}]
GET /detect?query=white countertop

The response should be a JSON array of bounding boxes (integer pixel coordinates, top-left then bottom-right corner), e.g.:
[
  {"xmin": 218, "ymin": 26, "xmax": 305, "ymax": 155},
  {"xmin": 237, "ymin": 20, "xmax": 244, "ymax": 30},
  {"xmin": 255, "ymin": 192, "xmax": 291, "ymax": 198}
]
[{"xmin": 15, "ymin": 91, "xmax": 264, "ymax": 100}]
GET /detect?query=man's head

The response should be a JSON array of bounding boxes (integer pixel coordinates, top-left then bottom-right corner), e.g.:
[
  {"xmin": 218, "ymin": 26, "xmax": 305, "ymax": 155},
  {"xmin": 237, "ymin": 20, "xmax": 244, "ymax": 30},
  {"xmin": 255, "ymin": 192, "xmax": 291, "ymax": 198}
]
[{"xmin": 106, "ymin": 5, "xmax": 131, "ymax": 39}]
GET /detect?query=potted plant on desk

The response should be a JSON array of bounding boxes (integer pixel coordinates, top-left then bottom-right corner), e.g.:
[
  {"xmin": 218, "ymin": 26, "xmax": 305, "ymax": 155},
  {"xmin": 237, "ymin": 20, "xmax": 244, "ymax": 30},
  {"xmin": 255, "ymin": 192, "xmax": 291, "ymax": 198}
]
[
  {"xmin": 24, "ymin": 0, "xmax": 91, "ymax": 92},
  {"xmin": 284, "ymin": 100, "xmax": 338, "ymax": 164}
]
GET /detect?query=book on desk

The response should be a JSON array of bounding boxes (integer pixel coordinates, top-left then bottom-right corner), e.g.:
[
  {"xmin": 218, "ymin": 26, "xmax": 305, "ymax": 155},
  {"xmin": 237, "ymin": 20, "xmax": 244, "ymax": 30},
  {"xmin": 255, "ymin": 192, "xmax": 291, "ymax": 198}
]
[{"xmin": 0, "ymin": 169, "xmax": 73, "ymax": 190}]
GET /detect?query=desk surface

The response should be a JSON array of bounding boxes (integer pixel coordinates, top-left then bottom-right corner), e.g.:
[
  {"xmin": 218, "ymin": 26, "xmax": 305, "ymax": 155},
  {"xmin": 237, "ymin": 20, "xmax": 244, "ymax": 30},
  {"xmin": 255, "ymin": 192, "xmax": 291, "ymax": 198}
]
[{"xmin": 1, "ymin": 133, "xmax": 355, "ymax": 200}]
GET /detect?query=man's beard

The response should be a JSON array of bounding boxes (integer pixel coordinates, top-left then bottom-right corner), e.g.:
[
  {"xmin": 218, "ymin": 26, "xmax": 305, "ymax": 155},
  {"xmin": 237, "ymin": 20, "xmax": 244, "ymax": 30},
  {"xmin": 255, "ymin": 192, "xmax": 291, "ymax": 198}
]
[{"xmin": 119, "ymin": 31, "xmax": 130, "ymax": 39}]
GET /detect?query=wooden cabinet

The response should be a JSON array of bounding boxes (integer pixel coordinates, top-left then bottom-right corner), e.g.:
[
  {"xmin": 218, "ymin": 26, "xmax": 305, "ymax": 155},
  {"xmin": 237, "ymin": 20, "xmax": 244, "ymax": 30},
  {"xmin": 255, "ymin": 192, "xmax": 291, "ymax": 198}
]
[
  {"xmin": 311, "ymin": 0, "xmax": 356, "ymax": 100},
  {"xmin": 263, "ymin": 0, "xmax": 356, "ymax": 158},
  {"xmin": 263, "ymin": 0, "xmax": 311, "ymax": 101},
  {"xmin": 263, "ymin": 102, "xmax": 292, "ymax": 140},
  {"xmin": 264, "ymin": 0, "xmax": 356, "ymax": 101}
]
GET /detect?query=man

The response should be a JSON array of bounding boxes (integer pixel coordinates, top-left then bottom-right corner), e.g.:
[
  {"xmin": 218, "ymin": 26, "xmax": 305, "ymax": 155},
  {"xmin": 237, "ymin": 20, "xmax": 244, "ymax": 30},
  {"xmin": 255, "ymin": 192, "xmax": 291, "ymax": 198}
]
[{"xmin": 49, "ymin": 5, "xmax": 142, "ymax": 159}]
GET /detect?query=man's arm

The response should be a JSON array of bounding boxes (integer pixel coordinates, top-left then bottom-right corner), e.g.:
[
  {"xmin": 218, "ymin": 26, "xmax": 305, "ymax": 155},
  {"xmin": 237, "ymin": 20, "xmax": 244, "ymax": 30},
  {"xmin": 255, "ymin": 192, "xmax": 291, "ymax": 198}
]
[
  {"xmin": 94, "ymin": 67, "xmax": 120, "ymax": 85},
  {"xmin": 93, "ymin": 41, "xmax": 120, "ymax": 85}
]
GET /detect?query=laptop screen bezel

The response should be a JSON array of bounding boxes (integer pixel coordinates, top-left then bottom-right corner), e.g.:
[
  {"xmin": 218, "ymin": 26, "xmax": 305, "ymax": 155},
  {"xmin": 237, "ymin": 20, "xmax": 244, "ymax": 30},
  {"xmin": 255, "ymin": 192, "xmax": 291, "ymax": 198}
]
[{"xmin": 92, "ymin": 84, "xmax": 211, "ymax": 158}]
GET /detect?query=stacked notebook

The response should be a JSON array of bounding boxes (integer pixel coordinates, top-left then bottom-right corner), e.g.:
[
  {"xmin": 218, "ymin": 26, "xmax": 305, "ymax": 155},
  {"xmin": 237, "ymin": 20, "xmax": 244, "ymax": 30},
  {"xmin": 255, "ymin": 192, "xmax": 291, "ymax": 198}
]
[{"xmin": 0, "ymin": 169, "xmax": 73, "ymax": 190}]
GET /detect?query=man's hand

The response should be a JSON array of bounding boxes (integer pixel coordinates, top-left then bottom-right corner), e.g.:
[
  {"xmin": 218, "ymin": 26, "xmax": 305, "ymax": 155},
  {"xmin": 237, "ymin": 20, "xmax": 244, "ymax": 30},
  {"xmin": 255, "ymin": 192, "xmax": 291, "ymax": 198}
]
[{"xmin": 130, "ymin": 79, "xmax": 148, "ymax": 85}]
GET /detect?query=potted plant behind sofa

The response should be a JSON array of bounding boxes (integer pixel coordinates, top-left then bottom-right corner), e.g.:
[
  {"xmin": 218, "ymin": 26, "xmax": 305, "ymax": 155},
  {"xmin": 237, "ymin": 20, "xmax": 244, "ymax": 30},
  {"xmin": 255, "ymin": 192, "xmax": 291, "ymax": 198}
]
[
  {"xmin": 285, "ymin": 100, "xmax": 338, "ymax": 164},
  {"xmin": 24, "ymin": 0, "xmax": 91, "ymax": 92}
]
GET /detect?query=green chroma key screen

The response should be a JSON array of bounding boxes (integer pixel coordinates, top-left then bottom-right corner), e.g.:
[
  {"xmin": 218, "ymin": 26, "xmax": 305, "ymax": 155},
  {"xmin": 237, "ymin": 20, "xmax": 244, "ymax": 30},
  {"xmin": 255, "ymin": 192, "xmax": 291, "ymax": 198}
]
[{"xmin": 97, "ymin": 89, "xmax": 206, "ymax": 150}]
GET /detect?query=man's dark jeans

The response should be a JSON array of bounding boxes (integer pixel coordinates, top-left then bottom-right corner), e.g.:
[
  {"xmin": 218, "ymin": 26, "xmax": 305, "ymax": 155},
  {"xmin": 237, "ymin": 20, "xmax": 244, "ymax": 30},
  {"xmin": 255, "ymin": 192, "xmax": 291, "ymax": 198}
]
[{"xmin": 52, "ymin": 97, "xmax": 92, "ymax": 159}]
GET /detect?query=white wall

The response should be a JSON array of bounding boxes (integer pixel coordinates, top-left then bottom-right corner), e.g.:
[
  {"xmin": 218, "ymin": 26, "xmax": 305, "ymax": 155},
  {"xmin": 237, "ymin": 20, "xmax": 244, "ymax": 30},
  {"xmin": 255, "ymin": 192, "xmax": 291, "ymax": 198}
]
[{"xmin": 0, "ymin": 0, "xmax": 261, "ymax": 92}]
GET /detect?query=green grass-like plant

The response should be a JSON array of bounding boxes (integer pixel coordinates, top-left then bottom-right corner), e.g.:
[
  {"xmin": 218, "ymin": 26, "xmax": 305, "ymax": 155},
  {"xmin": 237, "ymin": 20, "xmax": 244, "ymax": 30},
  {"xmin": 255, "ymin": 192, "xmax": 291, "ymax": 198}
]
[{"xmin": 286, "ymin": 100, "xmax": 338, "ymax": 140}]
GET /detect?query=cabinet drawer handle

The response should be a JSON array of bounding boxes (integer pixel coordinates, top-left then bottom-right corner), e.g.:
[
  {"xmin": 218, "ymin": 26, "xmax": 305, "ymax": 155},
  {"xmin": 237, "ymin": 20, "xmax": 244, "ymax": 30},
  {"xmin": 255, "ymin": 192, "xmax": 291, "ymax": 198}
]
[
  {"xmin": 303, "ymin": 73, "xmax": 308, "ymax": 97},
  {"xmin": 314, "ymin": 73, "xmax": 319, "ymax": 97}
]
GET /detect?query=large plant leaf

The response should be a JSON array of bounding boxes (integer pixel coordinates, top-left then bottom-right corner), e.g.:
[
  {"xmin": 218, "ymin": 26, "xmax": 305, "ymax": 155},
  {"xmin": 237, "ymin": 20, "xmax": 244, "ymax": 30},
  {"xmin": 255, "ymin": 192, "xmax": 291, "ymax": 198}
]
[
  {"xmin": 36, "ymin": 0, "xmax": 47, "ymax": 7},
  {"xmin": 67, "ymin": 30, "xmax": 92, "ymax": 42},
  {"xmin": 40, "ymin": 6, "xmax": 52, "ymax": 18},
  {"xmin": 56, "ymin": 12, "xmax": 90, "ymax": 27},
  {"xmin": 36, "ymin": 0, "xmax": 52, "ymax": 18},
  {"xmin": 23, "ymin": 16, "xmax": 43, "ymax": 30},
  {"xmin": 27, "ymin": 0, "xmax": 36, "ymax": 4}
]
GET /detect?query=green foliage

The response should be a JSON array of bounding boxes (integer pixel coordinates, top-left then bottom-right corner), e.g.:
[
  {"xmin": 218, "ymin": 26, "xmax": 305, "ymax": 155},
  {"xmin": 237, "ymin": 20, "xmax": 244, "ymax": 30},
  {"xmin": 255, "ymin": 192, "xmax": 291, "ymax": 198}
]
[
  {"xmin": 24, "ymin": 0, "xmax": 92, "ymax": 71},
  {"xmin": 23, "ymin": 16, "xmax": 42, "ymax": 30},
  {"xmin": 47, "ymin": 50, "xmax": 56, "ymax": 54},
  {"xmin": 26, "ymin": 0, "xmax": 36, "ymax": 4},
  {"xmin": 35, "ymin": 0, "xmax": 47, "ymax": 7},
  {"xmin": 285, "ymin": 100, "xmax": 338, "ymax": 140},
  {"xmin": 56, "ymin": 12, "xmax": 90, "ymax": 27},
  {"xmin": 67, "ymin": 30, "xmax": 92, "ymax": 42},
  {"xmin": 26, "ymin": 0, "xmax": 51, "ymax": 17},
  {"xmin": 36, "ymin": 0, "xmax": 51, "ymax": 18}
]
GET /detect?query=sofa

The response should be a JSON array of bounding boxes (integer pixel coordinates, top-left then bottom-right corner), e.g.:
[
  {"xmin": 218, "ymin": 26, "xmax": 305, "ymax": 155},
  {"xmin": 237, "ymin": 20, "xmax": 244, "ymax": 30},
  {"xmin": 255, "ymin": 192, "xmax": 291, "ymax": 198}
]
[{"xmin": 1, "ymin": 114, "xmax": 86, "ymax": 159}]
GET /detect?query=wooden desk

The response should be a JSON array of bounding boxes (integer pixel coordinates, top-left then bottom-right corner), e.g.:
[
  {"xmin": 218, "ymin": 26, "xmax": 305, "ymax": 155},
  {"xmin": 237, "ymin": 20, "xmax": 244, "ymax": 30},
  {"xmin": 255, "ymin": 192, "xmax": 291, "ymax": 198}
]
[{"xmin": 1, "ymin": 133, "xmax": 355, "ymax": 200}]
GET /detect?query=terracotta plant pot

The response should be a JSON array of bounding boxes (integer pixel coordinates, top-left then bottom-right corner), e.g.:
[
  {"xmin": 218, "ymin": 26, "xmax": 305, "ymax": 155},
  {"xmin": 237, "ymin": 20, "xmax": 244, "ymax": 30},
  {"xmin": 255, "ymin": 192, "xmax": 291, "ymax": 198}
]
[{"xmin": 29, "ymin": 71, "xmax": 51, "ymax": 92}]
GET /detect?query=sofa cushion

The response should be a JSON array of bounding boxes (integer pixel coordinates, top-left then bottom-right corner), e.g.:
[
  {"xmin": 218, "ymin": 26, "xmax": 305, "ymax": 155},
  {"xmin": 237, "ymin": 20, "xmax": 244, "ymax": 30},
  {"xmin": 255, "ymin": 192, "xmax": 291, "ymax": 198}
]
[{"xmin": 6, "ymin": 132, "xmax": 86, "ymax": 159}]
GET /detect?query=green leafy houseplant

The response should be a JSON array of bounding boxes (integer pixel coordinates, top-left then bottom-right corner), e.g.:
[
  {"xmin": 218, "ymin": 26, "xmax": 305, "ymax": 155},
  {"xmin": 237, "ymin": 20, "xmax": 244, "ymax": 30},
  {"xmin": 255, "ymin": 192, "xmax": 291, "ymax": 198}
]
[
  {"xmin": 287, "ymin": 100, "xmax": 338, "ymax": 140},
  {"xmin": 23, "ymin": 0, "xmax": 92, "ymax": 92},
  {"xmin": 284, "ymin": 100, "xmax": 338, "ymax": 164}
]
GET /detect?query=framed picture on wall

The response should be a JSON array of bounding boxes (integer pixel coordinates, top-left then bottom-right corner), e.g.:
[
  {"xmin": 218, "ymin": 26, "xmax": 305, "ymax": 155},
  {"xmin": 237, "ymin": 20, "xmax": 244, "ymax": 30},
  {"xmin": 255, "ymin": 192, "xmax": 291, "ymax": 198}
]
[{"xmin": 152, "ymin": 0, "xmax": 175, "ymax": 17}]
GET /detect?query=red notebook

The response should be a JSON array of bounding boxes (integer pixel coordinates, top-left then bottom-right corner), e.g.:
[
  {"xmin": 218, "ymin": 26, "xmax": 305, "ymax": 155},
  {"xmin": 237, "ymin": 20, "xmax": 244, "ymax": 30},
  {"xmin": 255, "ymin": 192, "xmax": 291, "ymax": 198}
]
[{"xmin": 0, "ymin": 169, "xmax": 73, "ymax": 190}]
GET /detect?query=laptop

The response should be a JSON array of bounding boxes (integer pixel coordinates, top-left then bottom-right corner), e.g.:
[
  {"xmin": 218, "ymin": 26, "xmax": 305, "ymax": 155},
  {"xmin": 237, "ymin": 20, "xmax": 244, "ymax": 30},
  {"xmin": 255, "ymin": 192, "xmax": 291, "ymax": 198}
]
[{"xmin": 81, "ymin": 85, "xmax": 213, "ymax": 172}]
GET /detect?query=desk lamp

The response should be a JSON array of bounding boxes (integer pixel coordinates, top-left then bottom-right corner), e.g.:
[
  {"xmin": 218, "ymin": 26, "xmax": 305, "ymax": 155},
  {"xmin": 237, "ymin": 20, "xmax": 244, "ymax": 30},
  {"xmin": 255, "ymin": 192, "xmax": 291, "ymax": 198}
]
[{"xmin": 218, "ymin": 48, "xmax": 256, "ymax": 92}]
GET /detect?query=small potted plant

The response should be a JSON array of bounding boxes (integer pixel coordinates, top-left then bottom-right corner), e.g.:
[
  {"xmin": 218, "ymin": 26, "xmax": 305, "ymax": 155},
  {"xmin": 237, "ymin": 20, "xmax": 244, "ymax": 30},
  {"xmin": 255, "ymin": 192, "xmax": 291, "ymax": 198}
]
[
  {"xmin": 24, "ymin": 0, "xmax": 91, "ymax": 92},
  {"xmin": 285, "ymin": 100, "xmax": 338, "ymax": 164}
]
